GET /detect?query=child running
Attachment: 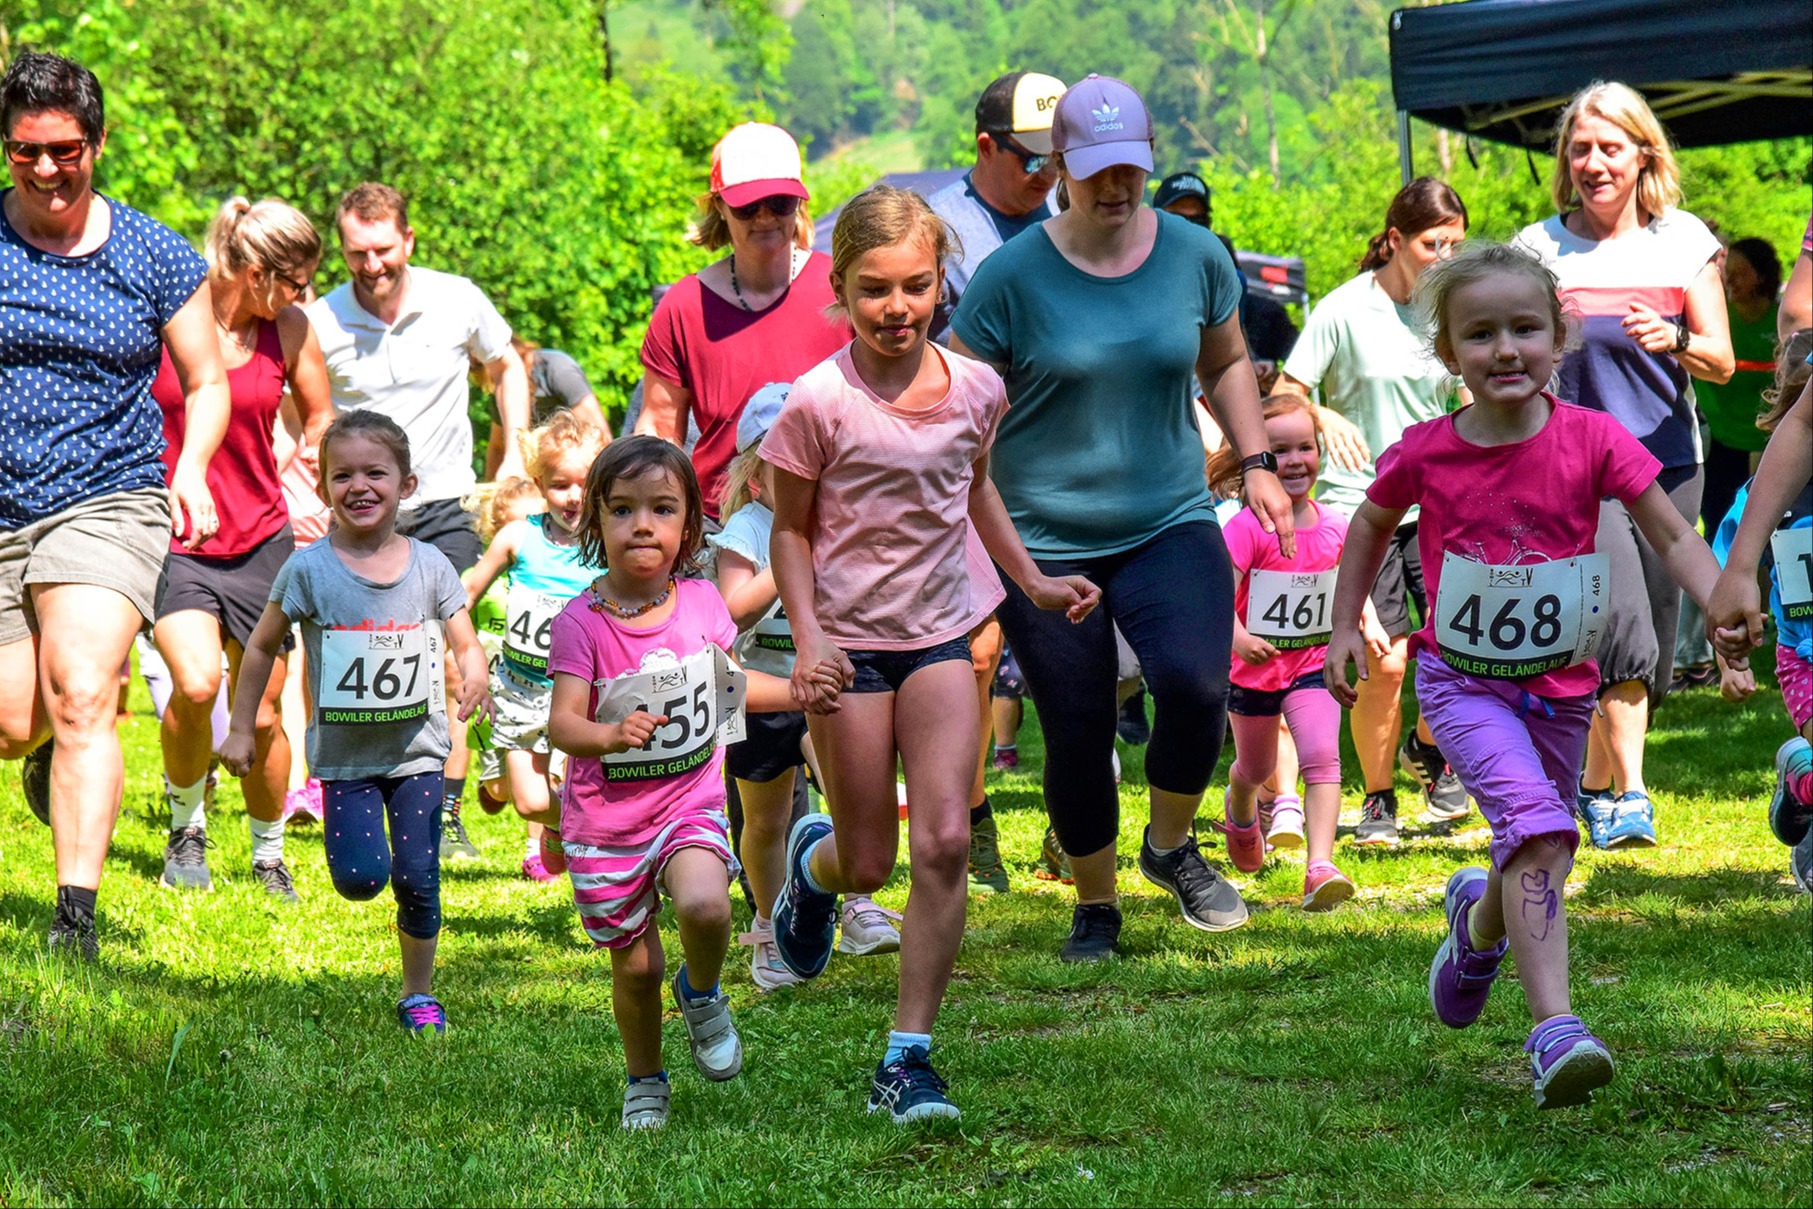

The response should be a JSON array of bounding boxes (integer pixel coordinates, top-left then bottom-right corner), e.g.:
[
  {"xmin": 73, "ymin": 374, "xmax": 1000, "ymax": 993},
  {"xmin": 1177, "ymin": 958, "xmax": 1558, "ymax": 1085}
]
[
  {"xmin": 546, "ymin": 436, "xmax": 828, "ymax": 1130},
  {"xmin": 763, "ymin": 186, "xmax": 1100, "ymax": 1121},
  {"xmin": 711, "ymin": 382, "xmax": 901, "ymax": 991},
  {"xmin": 221, "ymin": 410, "xmax": 492, "ymax": 1034},
  {"xmin": 462, "ymin": 476, "xmax": 545, "ymax": 828},
  {"xmin": 1208, "ymin": 395, "xmax": 1389, "ymax": 908},
  {"xmin": 463, "ymin": 412, "xmax": 608, "ymax": 881},
  {"xmin": 1712, "ymin": 333, "xmax": 1813, "ymax": 892},
  {"xmin": 1325, "ymin": 242, "xmax": 1726, "ymax": 1108}
]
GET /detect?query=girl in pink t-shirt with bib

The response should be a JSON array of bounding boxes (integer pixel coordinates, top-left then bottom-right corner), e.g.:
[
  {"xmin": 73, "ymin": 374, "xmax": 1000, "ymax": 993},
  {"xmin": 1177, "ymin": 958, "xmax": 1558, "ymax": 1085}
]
[
  {"xmin": 763, "ymin": 186, "xmax": 1100, "ymax": 1122},
  {"xmin": 1326, "ymin": 242, "xmax": 1725, "ymax": 1111},
  {"xmin": 1210, "ymin": 395, "xmax": 1389, "ymax": 910}
]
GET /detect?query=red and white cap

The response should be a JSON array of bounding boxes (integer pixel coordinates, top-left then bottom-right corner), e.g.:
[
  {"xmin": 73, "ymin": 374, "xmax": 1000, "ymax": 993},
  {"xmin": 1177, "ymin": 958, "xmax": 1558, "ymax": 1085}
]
[{"xmin": 710, "ymin": 123, "xmax": 810, "ymax": 208}]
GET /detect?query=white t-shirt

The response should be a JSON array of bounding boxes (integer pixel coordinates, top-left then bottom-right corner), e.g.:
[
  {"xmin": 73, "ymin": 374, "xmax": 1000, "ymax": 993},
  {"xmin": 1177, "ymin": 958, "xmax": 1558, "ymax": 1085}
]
[
  {"xmin": 706, "ymin": 500, "xmax": 796, "ymax": 678},
  {"xmin": 308, "ymin": 266, "xmax": 513, "ymax": 506},
  {"xmin": 1282, "ymin": 271, "xmax": 1455, "ymax": 521}
]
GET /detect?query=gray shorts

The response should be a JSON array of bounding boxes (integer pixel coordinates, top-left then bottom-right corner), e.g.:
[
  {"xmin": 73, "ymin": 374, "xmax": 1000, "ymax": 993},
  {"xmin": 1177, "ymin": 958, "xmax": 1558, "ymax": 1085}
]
[
  {"xmin": 0, "ymin": 487, "xmax": 171, "ymax": 644},
  {"xmin": 490, "ymin": 664, "xmax": 552, "ymax": 753}
]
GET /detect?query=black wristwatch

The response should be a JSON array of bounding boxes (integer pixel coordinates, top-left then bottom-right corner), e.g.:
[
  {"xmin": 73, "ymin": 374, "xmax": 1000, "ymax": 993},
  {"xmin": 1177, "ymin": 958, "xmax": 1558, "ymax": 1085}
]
[
  {"xmin": 1671, "ymin": 323, "xmax": 1692, "ymax": 354},
  {"xmin": 1240, "ymin": 451, "xmax": 1279, "ymax": 476}
]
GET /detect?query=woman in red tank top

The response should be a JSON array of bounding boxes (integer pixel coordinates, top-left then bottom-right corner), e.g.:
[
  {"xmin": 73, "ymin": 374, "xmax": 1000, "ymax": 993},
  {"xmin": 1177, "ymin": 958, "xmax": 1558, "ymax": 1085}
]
[{"xmin": 148, "ymin": 196, "xmax": 333, "ymax": 900}]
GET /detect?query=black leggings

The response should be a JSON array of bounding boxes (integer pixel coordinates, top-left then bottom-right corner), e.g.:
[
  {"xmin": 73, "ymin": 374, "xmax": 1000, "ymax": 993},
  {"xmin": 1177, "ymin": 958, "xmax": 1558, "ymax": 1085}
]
[{"xmin": 994, "ymin": 521, "xmax": 1233, "ymax": 856}]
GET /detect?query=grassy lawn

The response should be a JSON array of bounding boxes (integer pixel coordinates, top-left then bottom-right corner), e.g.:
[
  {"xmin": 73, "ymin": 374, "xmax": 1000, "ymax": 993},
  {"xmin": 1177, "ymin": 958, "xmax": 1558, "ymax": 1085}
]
[{"xmin": 1, "ymin": 669, "xmax": 1807, "ymax": 1206}]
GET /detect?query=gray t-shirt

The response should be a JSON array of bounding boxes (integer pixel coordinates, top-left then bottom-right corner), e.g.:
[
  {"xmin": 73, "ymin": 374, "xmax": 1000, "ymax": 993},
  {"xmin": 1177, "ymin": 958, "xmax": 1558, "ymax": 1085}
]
[
  {"xmin": 272, "ymin": 537, "xmax": 468, "ymax": 780},
  {"xmin": 530, "ymin": 348, "xmax": 595, "ymax": 423},
  {"xmin": 926, "ymin": 171, "xmax": 1055, "ymax": 342}
]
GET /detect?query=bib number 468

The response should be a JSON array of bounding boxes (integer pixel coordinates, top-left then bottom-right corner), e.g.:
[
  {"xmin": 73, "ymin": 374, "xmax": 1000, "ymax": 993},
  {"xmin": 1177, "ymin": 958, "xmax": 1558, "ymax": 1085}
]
[{"xmin": 1445, "ymin": 592, "xmax": 1564, "ymax": 651}]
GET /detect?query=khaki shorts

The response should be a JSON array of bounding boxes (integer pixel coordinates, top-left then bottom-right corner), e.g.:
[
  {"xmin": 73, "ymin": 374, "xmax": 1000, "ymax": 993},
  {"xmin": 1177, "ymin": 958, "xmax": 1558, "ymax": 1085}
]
[{"xmin": 0, "ymin": 488, "xmax": 171, "ymax": 644}]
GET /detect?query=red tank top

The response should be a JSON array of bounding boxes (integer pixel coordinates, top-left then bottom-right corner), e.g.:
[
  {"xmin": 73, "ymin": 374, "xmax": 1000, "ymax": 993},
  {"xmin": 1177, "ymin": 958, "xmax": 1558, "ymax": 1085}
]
[{"xmin": 153, "ymin": 319, "xmax": 289, "ymax": 556}]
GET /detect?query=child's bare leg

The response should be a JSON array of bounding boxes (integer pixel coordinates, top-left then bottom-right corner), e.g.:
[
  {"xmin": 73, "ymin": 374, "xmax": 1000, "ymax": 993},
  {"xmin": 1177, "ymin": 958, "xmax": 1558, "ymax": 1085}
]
[
  {"xmin": 507, "ymin": 748, "xmax": 558, "ymax": 827},
  {"xmin": 736, "ymin": 771, "xmax": 796, "ymax": 917},
  {"xmin": 804, "ymin": 697, "xmax": 903, "ymax": 896},
  {"xmin": 666, "ymin": 847, "xmax": 733, "ymax": 991},
  {"xmin": 1468, "ymin": 838, "xmax": 1574, "ymax": 1022},
  {"xmin": 611, "ymin": 929, "xmax": 667, "ymax": 1078},
  {"xmin": 1304, "ymin": 782, "xmax": 1340, "ymax": 865}
]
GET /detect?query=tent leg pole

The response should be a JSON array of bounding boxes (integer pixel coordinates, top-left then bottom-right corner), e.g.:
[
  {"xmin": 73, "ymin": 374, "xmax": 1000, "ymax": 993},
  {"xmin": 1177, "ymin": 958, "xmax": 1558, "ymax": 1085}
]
[{"xmin": 1397, "ymin": 110, "xmax": 1414, "ymax": 185}]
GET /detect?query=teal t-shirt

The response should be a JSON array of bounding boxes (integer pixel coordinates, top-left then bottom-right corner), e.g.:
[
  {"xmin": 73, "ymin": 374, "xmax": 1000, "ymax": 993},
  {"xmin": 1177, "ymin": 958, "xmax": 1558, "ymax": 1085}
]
[{"xmin": 951, "ymin": 210, "xmax": 1239, "ymax": 558}]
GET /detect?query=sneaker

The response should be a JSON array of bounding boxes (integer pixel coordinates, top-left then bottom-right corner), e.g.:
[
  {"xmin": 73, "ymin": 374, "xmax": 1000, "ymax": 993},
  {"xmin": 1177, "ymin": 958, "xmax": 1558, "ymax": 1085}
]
[
  {"xmin": 1266, "ymin": 795, "xmax": 1305, "ymax": 850},
  {"xmin": 1116, "ymin": 689, "xmax": 1151, "ymax": 745},
  {"xmin": 739, "ymin": 918, "xmax": 803, "ymax": 992},
  {"xmin": 282, "ymin": 778, "xmax": 323, "ymax": 824},
  {"xmin": 520, "ymin": 852, "xmax": 556, "ymax": 882},
  {"xmin": 1058, "ymin": 901, "xmax": 1122, "ymax": 962},
  {"xmin": 476, "ymin": 783, "xmax": 509, "ymax": 815},
  {"xmin": 1222, "ymin": 790, "xmax": 1266, "ymax": 873},
  {"xmin": 1604, "ymin": 790, "xmax": 1658, "ymax": 849},
  {"xmin": 1138, "ymin": 827, "xmax": 1250, "ymax": 932},
  {"xmin": 1400, "ymin": 734, "xmax": 1470, "ymax": 821},
  {"xmin": 838, "ymin": 895, "xmax": 903, "ymax": 955},
  {"xmin": 440, "ymin": 803, "xmax": 481, "ymax": 861},
  {"xmin": 1791, "ymin": 831, "xmax": 1813, "ymax": 896},
  {"xmin": 1353, "ymin": 791, "xmax": 1400, "ymax": 846},
  {"xmin": 1577, "ymin": 788, "xmax": 1616, "ymax": 849},
  {"xmin": 47, "ymin": 913, "xmax": 98, "ymax": 962},
  {"xmin": 990, "ymin": 746, "xmax": 1020, "ymax": 771},
  {"xmin": 251, "ymin": 858, "xmax": 299, "ymax": 903},
  {"xmin": 1525, "ymin": 1014, "xmax": 1614, "ymax": 1109},
  {"xmin": 161, "ymin": 826, "xmax": 215, "ymax": 891},
  {"xmin": 540, "ymin": 830, "xmax": 568, "ymax": 876},
  {"xmin": 1301, "ymin": 861, "xmax": 1354, "ymax": 912},
  {"xmin": 1767, "ymin": 738, "xmax": 1812, "ymax": 847},
  {"xmin": 770, "ymin": 812, "xmax": 837, "ymax": 980},
  {"xmin": 396, "ymin": 993, "xmax": 447, "ymax": 1035},
  {"xmin": 1036, "ymin": 826, "xmax": 1074, "ymax": 884},
  {"xmin": 621, "ymin": 1078, "xmax": 671, "ymax": 1130},
  {"xmin": 868, "ymin": 1045, "xmax": 961, "ymax": 1122},
  {"xmin": 22, "ymin": 739, "xmax": 52, "ymax": 826},
  {"xmin": 672, "ymin": 968, "xmax": 742, "ymax": 1081},
  {"xmin": 1428, "ymin": 867, "xmax": 1508, "ymax": 1028},
  {"xmin": 967, "ymin": 812, "xmax": 1009, "ymax": 894}
]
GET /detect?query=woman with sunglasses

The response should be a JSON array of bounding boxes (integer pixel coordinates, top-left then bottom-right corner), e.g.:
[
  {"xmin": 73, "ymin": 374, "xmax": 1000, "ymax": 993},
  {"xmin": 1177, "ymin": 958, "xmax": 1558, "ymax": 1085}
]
[
  {"xmin": 636, "ymin": 122, "xmax": 847, "ymax": 525},
  {"xmin": 148, "ymin": 196, "xmax": 335, "ymax": 901},
  {"xmin": 1274, "ymin": 178, "xmax": 1472, "ymax": 846},
  {"xmin": 0, "ymin": 52, "xmax": 231, "ymax": 959}
]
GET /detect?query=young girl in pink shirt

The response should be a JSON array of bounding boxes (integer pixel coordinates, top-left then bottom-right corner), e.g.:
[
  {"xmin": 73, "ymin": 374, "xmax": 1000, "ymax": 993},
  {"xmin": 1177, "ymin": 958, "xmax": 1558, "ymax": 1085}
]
[
  {"xmin": 763, "ymin": 186, "xmax": 1100, "ymax": 1122},
  {"xmin": 546, "ymin": 436, "xmax": 832, "ymax": 1131},
  {"xmin": 1210, "ymin": 395, "xmax": 1388, "ymax": 909},
  {"xmin": 1326, "ymin": 242, "xmax": 1725, "ymax": 1109}
]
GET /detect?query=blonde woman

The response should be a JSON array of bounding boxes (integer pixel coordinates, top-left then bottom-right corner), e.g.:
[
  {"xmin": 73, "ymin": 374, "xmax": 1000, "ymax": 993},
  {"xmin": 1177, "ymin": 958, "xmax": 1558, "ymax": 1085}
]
[
  {"xmin": 151, "ymin": 196, "xmax": 334, "ymax": 899},
  {"xmin": 1514, "ymin": 81, "xmax": 1734, "ymax": 850}
]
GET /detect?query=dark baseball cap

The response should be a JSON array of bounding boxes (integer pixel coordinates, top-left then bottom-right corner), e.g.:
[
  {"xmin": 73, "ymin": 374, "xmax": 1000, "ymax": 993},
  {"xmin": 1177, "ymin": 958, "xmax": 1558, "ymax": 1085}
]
[{"xmin": 1153, "ymin": 172, "xmax": 1211, "ymax": 212}]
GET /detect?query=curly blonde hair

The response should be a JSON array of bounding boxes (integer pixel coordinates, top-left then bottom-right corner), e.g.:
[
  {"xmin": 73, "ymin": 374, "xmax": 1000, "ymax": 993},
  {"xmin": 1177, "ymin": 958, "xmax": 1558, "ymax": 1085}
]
[
  {"xmin": 522, "ymin": 408, "xmax": 607, "ymax": 484},
  {"xmin": 464, "ymin": 477, "xmax": 545, "ymax": 544}
]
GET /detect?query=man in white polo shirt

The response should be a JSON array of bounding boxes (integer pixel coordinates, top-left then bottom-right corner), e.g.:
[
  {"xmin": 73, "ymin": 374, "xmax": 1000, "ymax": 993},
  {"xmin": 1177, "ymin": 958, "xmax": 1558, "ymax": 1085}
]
[{"xmin": 308, "ymin": 181, "xmax": 530, "ymax": 859}]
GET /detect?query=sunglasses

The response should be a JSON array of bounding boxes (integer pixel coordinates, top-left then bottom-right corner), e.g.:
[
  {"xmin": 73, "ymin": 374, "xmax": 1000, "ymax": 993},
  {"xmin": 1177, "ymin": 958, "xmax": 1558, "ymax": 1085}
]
[
  {"xmin": 4, "ymin": 138, "xmax": 89, "ymax": 166},
  {"xmin": 727, "ymin": 194, "xmax": 802, "ymax": 221},
  {"xmin": 986, "ymin": 132, "xmax": 1051, "ymax": 176}
]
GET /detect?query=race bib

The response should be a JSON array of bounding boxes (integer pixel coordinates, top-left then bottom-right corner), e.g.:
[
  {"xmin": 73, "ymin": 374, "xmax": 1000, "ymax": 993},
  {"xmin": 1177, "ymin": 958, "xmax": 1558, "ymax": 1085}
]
[
  {"xmin": 1771, "ymin": 527, "xmax": 1812, "ymax": 621},
  {"xmin": 317, "ymin": 623, "xmax": 445, "ymax": 725},
  {"xmin": 1245, "ymin": 568, "xmax": 1337, "ymax": 650},
  {"xmin": 592, "ymin": 646, "xmax": 747, "ymax": 781},
  {"xmin": 1434, "ymin": 553, "xmax": 1608, "ymax": 679},
  {"xmin": 749, "ymin": 601, "xmax": 794, "ymax": 654},
  {"xmin": 503, "ymin": 583, "xmax": 565, "ymax": 673}
]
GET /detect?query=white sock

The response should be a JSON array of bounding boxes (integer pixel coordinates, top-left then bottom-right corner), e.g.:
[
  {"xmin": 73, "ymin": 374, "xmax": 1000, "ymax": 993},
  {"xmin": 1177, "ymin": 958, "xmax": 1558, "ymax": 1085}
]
[
  {"xmin": 525, "ymin": 833, "xmax": 540, "ymax": 858},
  {"xmin": 249, "ymin": 815, "xmax": 285, "ymax": 864},
  {"xmin": 167, "ymin": 775, "xmax": 207, "ymax": 831}
]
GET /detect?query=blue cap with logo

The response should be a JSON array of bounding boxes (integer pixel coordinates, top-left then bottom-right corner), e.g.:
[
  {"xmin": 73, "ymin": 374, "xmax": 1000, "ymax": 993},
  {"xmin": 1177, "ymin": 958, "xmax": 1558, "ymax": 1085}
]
[{"xmin": 1050, "ymin": 74, "xmax": 1154, "ymax": 180}]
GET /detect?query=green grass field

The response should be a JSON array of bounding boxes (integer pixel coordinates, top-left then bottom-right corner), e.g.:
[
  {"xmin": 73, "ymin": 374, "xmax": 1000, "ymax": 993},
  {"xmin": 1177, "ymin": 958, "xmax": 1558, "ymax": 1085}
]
[{"xmin": 1, "ymin": 671, "xmax": 1807, "ymax": 1206}]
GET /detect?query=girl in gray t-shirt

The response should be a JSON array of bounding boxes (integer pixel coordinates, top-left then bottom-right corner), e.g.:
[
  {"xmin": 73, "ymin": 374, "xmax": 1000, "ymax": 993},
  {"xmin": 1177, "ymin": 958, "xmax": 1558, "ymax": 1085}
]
[{"xmin": 221, "ymin": 410, "xmax": 492, "ymax": 1036}]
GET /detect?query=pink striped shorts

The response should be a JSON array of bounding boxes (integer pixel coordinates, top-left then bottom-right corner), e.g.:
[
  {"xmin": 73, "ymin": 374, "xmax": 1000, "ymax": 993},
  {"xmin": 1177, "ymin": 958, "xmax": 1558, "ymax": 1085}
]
[{"xmin": 565, "ymin": 811, "xmax": 737, "ymax": 949}]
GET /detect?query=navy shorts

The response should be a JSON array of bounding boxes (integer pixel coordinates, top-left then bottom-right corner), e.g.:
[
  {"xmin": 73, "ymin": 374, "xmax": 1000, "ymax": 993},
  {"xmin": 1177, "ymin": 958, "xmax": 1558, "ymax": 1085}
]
[
  {"xmin": 845, "ymin": 636, "xmax": 972, "ymax": 694},
  {"xmin": 727, "ymin": 708, "xmax": 808, "ymax": 782},
  {"xmin": 1227, "ymin": 669, "xmax": 1327, "ymax": 718},
  {"xmin": 397, "ymin": 497, "xmax": 482, "ymax": 574}
]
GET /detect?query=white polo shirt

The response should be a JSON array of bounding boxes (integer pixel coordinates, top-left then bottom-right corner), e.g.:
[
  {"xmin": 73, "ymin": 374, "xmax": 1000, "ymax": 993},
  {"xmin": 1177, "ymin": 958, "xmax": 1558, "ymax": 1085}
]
[{"xmin": 307, "ymin": 266, "xmax": 512, "ymax": 506}]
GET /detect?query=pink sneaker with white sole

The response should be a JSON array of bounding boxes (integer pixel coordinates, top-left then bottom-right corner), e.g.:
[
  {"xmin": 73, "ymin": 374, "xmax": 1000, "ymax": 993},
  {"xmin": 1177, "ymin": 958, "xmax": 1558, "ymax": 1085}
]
[
  {"xmin": 282, "ymin": 778, "xmax": 323, "ymax": 824},
  {"xmin": 1302, "ymin": 861, "xmax": 1355, "ymax": 911}
]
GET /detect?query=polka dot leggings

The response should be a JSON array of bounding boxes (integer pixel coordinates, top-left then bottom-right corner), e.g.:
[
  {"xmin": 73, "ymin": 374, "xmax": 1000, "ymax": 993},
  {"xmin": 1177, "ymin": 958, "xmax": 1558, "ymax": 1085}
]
[{"xmin": 323, "ymin": 773, "xmax": 444, "ymax": 939}]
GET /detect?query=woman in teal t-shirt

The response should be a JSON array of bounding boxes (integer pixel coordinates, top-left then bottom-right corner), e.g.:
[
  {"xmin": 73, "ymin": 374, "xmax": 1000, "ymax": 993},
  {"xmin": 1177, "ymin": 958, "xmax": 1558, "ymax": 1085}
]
[{"xmin": 950, "ymin": 75, "xmax": 1290, "ymax": 960}]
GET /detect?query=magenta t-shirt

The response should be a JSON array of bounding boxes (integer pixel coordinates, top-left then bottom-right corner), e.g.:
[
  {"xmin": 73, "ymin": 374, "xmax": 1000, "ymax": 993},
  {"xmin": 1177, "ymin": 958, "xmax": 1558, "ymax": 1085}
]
[
  {"xmin": 1367, "ymin": 395, "xmax": 1661, "ymax": 698},
  {"xmin": 548, "ymin": 578, "xmax": 738, "ymax": 848},
  {"xmin": 638, "ymin": 253, "xmax": 849, "ymax": 518},
  {"xmin": 760, "ymin": 343, "xmax": 1009, "ymax": 651},
  {"xmin": 1225, "ymin": 501, "xmax": 1349, "ymax": 692}
]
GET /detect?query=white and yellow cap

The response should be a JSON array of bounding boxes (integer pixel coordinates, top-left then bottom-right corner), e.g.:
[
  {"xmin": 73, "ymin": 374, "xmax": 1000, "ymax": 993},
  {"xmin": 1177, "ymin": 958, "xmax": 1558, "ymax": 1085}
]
[{"xmin": 974, "ymin": 71, "xmax": 1068, "ymax": 155}]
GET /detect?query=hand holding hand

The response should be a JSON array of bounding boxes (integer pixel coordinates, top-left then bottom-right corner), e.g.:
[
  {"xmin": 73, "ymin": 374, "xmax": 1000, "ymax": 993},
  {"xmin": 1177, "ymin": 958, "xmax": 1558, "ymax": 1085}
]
[
  {"xmin": 1706, "ymin": 568, "xmax": 1764, "ymax": 658},
  {"xmin": 1718, "ymin": 657, "xmax": 1756, "ymax": 703}
]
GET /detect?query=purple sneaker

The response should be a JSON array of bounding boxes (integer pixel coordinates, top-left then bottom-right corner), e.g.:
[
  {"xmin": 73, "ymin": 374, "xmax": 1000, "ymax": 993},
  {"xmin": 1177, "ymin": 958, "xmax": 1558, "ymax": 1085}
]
[
  {"xmin": 1428, "ymin": 867, "xmax": 1508, "ymax": 1028},
  {"xmin": 1525, "ymin": 1014, "xmax": 1614, "ymax": 1109},
  {"xmin": 397, "ymin": 993, "xmax": 447, "ymax": 1035}
]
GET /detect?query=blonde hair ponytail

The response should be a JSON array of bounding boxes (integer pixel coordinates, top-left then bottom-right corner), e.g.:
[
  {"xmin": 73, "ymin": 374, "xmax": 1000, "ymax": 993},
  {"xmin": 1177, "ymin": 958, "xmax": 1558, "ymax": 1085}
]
[{"xmin": 204, "ymin": 195, "xmax": 323, "ymax": 284}]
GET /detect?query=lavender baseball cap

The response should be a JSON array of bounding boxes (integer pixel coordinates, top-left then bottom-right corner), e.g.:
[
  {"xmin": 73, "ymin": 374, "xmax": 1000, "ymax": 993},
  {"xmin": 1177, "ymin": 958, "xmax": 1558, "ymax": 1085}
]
[{"xmin": 1050, "ymin": 74, "xmax": 1154, "ymax": 180}]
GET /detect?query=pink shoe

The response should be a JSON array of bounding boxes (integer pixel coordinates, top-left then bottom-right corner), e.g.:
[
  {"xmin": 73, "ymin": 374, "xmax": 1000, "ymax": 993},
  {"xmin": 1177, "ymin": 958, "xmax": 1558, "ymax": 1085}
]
[
  {"xmin": 520, "ymin": 852, "xmax": 557, "ymax": 882},
  {"xmin": 283, "ymin": 778, "xmax": 323, "ymax": 824},
  {"xmin": 1223, "ymin": 789, "xmax": 1266, "ymax": 873},
  {"xmin": 1302, "ymin": 861, "xmax": 1355, "ymax": 912}
]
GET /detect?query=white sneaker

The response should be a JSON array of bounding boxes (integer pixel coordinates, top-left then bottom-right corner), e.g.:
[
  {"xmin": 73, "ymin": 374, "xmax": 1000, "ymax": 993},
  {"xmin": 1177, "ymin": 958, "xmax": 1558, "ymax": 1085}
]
[
  {"xmin": 837, "ymin": 895, "xmax": 902, "ymax": 956},
  {"xmin": 621, "ymin": 1078, "xmax": 670, "ymax": 1130},
  {"xmin": 671, "ymin": 968, "xmax": 742, "ymax": 1081},
  {"xmin": 739, "ymin": 917, "xmax": 803, "ymax": 991},
  {"xmin": 1266, "ymin": 796, "xmax": 1305, "ymax": 850}
]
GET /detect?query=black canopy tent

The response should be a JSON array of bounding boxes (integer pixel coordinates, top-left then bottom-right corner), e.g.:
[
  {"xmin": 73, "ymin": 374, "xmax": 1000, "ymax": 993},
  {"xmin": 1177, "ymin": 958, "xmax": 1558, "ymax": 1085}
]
[{"xmin": 1389, "ymin": 0, "xmax": 1813, "ymax": 181}]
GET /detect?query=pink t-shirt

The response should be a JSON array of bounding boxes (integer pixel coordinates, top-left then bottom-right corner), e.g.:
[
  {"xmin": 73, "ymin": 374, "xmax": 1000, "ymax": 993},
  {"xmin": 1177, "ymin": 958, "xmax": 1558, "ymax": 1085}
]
[
  {"xmin": 1225, "ymin": 500, "xmax": 1349, "ymax": 692},
  {"xmin": 760, "ymin": 343, "xmax": 1008, "ymax": 650},
  {"xmin": 548, "ymin": 578, "xmax": 738, "ymax": 848},
  {"xmin": 1367, "ymin": 395, "xmax": 1661, "ymax": 698}
]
